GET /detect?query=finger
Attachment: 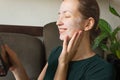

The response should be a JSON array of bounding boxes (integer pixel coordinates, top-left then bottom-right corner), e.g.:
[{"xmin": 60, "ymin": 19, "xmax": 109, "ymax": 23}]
[
  {"xmin": 4, "ymin": 44, "xmax": 16, "ymax": 57},
  {"xmin": 59, "ymin": 36, "xmax": 69, "ymax": 63},
  {"xmin": 1, "ymin": 45, "xmax": 8, "ymax": 63},
  {"xmin": 4, "ymin": 44, "xmax": 20, "ymax": 64},
  {"xmin": 1, "ymin": 45, "xmax": 6, "ymax": 56},
  {"xmin": 67, "ymin": 32, "xmax": 78, "ymax": 51},
  {"xmin": 73, "ymin": 30, "xmax": 83, "ymax": 48},
  {"xmin": 4, "ymin": 44, "xmax": 22, "ymax": 71},
  {"xmin": 61, "ymin": 36, "xmax": 68, "ymax": 53}
]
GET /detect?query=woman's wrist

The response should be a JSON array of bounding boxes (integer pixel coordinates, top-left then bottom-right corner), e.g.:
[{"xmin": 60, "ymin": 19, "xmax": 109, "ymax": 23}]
[
  {"xmin": 58, "ymin": 60, "xmax": 69, "ymax": 67},
  {"xmin": 54, "ymin": 62, "xmax": 68, "ymax": 80},
  {"xmin": 11, "ymin": 65, "xmax": 29, "ymax": 80}
]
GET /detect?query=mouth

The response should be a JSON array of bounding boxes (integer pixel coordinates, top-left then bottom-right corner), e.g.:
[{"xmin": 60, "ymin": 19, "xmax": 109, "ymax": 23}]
[{"xmin": 59, "ymin": 28, "xmax": 67, "ymax": 34}]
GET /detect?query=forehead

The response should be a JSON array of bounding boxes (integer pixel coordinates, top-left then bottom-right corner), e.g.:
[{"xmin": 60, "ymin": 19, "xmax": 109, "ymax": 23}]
[{"xmin": 59, "ymin": 0, "xmax": 80, "ymax": 13}]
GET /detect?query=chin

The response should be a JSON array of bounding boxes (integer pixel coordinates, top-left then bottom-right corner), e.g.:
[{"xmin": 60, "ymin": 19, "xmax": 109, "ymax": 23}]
[
  {"xmin": 59, "ymin": 36, "xmax": 64, "ymax": 41},
  {"xmin": 59, "ymin": 35, "xmax": 71, "ymax": 41}
]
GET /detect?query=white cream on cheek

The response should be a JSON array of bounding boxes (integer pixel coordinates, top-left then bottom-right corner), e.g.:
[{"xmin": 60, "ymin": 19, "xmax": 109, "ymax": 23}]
[{"xmin": 65, "ymin": 17, "xmax": 83, "ymax": 39}]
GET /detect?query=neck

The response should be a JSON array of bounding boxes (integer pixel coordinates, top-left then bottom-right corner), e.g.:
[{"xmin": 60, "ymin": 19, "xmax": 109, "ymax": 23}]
[{"xmin": 72, "ymin": 31, "xmax": 95, "ymax": 61}]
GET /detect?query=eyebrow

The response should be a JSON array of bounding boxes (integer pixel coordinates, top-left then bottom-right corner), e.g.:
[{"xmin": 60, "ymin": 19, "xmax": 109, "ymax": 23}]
[{"xmin": 58, "ymin": 10, "xmax": 72, "ymax": 15}]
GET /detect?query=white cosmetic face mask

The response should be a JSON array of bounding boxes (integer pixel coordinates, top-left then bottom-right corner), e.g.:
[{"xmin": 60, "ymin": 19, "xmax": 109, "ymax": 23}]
[{"xmin": 65, "ymin": 16, "xmax": 84, "ymax": 39}]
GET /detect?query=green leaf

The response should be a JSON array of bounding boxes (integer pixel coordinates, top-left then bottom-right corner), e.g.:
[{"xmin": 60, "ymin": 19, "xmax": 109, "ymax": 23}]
[
  {"xmin": 110, "ymin": 40, "xmax": 120, "ymax": 54},
  {"xmin": 100, "ymin": 43, "xmax": 108, "ymax": 51},
  {"xmin": 116, "ymin": 50, "xmax": 120, "ymax": 59},
  {"xmin": 92, "ymin": 32, "xmax": 108, "ymax": 49},
  {"xmin": 112, "ymin": 27, "xmax": 120, "ymax": 37},
  {"xmin": 109, "ymin": 5, "xmax": 120, "ymax": 18},
  {"xmin": 98, "ymin": 19, "xmax": 112, "ymax": 34},
  {"xmin": 110, "ymin": 27, "xmax": 120, "ymax": 43}
]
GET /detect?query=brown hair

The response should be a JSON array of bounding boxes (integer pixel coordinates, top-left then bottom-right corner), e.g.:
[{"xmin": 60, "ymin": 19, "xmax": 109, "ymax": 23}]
[{"xmin": 78, "ymin": 0, "xmax": 100, "ymax": 43}]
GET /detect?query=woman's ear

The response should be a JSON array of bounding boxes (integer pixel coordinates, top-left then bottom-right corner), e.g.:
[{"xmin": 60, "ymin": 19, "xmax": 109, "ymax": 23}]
[{"xmin": 84, "ymin": 17, "xmax": 95, "ymax": 31}]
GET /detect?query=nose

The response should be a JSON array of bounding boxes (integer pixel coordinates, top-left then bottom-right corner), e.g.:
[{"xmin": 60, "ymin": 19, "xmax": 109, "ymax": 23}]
[{"xmin": 56, "ymin": 17, "xmax": 63, "ymax": 27}]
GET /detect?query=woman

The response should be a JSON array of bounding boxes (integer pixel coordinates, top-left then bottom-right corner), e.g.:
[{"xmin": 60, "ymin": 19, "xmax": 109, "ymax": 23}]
[{"xmin": 4, "ymin": 0, "xmax": 114, "ymax": 80}]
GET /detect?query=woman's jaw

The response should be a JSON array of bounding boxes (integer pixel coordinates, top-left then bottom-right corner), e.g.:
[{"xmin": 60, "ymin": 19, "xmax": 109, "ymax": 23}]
[{"xmin": 59, "ymin": 29, "xmax": 83, "ymax": 41}]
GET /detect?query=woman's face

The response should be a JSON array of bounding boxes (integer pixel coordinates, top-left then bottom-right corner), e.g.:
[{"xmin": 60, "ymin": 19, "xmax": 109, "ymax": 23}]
[{"xmin": 56, "ymin": 0, "xmax": 86, "ymax": 41}]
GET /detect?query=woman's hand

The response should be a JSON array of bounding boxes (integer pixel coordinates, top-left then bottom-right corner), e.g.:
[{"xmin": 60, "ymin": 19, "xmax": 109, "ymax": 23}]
[
  {"xmin": 2, "ymin": 44, "xmax": 29, "ymax": 80},
  {"xmin": 54, "ymin": 31, "xmax": 83, "ymax": 80},
  {"xmin": 2, "ymin": 44, "xmax": 22, "ymax": 71},
  {"xmin": 59, "ymin": 30, "xmax": 83, "ymax": 64}
]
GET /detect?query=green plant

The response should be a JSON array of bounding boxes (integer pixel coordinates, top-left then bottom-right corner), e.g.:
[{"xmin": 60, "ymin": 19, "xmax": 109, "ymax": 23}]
[{"xmin": 92, "ymin": 1, "xmax": 120, "ymax": 59}]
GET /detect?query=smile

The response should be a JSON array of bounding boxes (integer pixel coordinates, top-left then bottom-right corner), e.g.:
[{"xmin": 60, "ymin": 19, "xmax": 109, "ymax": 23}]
[{"xmin": 59, "ymin": 28, "xmax": 67, "ymax": 34}]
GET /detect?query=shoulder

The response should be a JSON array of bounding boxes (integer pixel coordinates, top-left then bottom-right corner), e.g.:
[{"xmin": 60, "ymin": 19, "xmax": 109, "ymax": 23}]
[
  {"xmin": 87, "ymin": 54, "xmax": 113, "ymax": 73},
  {"xmin": 49, "ymin": 46, "xmax": 62, "ymax": 58},
  {"xmin": 47, "ymin": 46, "xmax": 62, "ymax": 64},
  {"xmin": 85, "ymin": 55, "xmax": 115, "ymax": 80}
]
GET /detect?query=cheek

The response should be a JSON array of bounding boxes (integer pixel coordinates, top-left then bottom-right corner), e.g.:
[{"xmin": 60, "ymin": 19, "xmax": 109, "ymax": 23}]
[
  {"xmin": 60, "ymin": 18, "xmax": 83, "ymax": 40},
  {"xmin": 66, "ymin": 19, "xmax": 82, "ymax": 38},
  {"xmin": 66, "ymin": 18, "xmax": 83, "ymax": 30}
]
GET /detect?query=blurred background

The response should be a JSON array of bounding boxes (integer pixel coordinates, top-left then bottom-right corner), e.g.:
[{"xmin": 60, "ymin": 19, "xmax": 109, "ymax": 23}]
[{"xmin": 0, "ymin": 0, "xmax": 119, "ymax": 30}]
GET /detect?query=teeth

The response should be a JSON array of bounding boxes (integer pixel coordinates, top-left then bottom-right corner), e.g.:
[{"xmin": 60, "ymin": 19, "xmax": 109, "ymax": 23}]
[
  {"xmin": 59, "ymin": 28, "xmax": 67, "ymax": 34},
  {"xmin": 59, "ymin": 28, "xmax": 67, "ymax": 30},
  {"xmin": 60, "ymin": 29, "xmax": 65, "ymax": 31},
  {"xmin": 59, "ymin": 29, "xmax": 66, "ymax": 34}
]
